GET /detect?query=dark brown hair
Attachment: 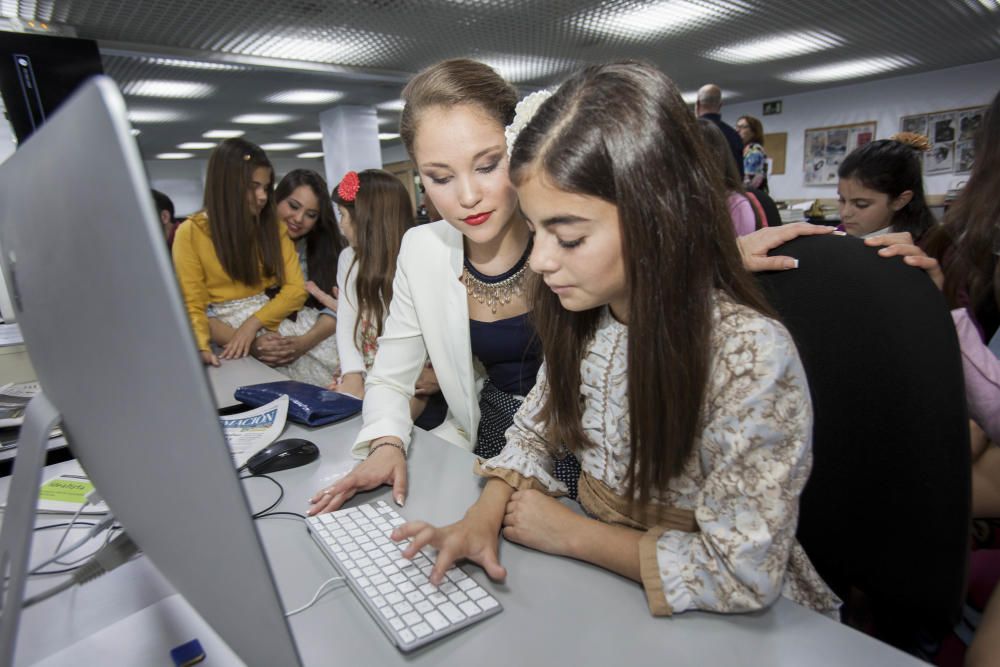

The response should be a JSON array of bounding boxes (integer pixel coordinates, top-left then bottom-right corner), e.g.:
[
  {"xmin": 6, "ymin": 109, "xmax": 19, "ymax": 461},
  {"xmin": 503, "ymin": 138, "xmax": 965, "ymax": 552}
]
[
  {"xmin": 399, "ymin": 58, "xmax": 518, "ymax": 161},
  {"xmin": 333, "ymin": 170, "xmax": 415, "ymax": 342},
  {"xmin": 838, "ymin": 138, "xmax": 936, "ymax": 242},
  {"xmin": 275, "ymin": 169, "xmax": 346, "ymax": 310},
  {"xmin": 737, "ymin": 115, "xmax": 765, "ymax": 145},
  {"xmin": 925, "ymin": 90, "xmax": 1000, "ymax": 326},
  {"xmin": 202, "ymin": 138, "xmax": 284, "ymax": 285},
  {"xmin": 698, "ymin": 118, "xmax": 745, "ymax": 194},
  {"xmin": 510, "ymin": 62, "xmax": 775, "ymax": 505}
]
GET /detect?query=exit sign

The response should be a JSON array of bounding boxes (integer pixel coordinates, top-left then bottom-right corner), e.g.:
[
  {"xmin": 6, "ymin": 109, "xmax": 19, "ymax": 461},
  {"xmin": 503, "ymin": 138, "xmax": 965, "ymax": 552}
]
[{"xmin": 763, "ymin": 100, "xmax": 782, "ymax": 115}]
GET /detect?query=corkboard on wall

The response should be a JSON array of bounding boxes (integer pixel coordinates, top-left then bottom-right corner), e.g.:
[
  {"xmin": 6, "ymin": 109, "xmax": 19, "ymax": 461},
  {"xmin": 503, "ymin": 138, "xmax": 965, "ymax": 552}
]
[{"xmin": 764, "ymin": 132, "xmax": 786, "ymax": 175}]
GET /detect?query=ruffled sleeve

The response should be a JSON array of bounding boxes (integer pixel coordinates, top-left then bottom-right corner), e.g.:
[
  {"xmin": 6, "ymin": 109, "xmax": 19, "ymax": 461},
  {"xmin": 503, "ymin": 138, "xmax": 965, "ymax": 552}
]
[
  {"xmin": 643, "ymin": 312, "xmax": 816, "ymax": 614},
  {"xmin": 475, "ymin": 362, "xmax": 569, "ymax": 496}
]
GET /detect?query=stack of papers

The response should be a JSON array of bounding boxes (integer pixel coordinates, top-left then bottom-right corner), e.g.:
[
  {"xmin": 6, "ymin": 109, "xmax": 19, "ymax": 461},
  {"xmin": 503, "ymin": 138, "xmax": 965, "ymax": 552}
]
[
  {"xmin": 0, "ymin": 323, "xmax": 23, "ymax": 347},
  {"xmin": 0, "ymin": 381, "xmax": 38, "ymax": 427}
]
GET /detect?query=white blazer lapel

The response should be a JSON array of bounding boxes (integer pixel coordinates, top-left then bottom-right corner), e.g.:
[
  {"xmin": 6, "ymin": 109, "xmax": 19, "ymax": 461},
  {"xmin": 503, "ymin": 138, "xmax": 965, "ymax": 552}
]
[{"xmin": 440, "ymin": 224, "xmax": 477, "ymax": 441}]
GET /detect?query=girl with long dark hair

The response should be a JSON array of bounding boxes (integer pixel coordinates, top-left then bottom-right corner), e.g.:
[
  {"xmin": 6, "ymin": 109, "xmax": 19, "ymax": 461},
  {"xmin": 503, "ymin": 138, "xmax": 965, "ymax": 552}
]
[
  {"xmin": 391, "ymin": 62, "xmax": 839, "ymax": 617},
  {"xmin": 172, "ymin": 138, "xmax": 306, "ymax": 367}
]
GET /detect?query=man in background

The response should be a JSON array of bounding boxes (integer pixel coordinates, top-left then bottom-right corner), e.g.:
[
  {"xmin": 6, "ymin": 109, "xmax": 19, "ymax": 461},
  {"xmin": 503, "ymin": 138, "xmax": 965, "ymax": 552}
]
[{"xmin": 696, "ymin": 83, "xmax": 744, "ymax": 179}]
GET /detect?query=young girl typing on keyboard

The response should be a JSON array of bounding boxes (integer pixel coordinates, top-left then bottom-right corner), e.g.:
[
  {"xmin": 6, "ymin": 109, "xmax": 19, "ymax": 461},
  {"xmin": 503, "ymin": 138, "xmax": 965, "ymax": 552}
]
[{"xmin": 393, "ymin": 62, "xmax": 840, "ymax": 617}]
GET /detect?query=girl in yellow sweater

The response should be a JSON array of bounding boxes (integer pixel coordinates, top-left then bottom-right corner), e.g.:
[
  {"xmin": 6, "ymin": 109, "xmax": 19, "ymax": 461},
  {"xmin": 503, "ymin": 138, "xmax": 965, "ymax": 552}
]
[{"xmin": 172, "ymin": 138, "xmax": 306, "ymax": 368}]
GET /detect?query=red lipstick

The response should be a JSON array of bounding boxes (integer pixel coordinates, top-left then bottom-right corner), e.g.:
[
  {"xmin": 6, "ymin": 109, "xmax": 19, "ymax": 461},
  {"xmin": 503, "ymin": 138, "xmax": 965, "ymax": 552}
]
[{"xmin": 463, "ymin": 211, "xmax": 492, "ymax": 226}]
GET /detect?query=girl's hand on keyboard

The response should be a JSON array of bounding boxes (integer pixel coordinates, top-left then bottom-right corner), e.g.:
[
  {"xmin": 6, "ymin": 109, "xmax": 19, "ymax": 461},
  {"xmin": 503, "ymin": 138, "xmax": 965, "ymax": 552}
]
[
  {"xmin": 392, "ymin": 519, "xmax": 507, "ymax": 586},
  {"xmin": 308, "ymin": 444, "xmax": 407, "ymax": 515}
]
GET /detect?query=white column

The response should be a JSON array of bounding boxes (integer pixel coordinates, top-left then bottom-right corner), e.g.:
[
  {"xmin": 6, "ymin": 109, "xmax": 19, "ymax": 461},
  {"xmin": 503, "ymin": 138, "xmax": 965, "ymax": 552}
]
[{"xmin": 319, "ymin": 105, "xmax": 381, "ymax": 190}]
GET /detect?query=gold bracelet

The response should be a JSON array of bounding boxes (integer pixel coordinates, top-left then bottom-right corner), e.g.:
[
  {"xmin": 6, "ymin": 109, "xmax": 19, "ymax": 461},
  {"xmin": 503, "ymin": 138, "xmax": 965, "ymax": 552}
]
[{"xmin": 367, "ymin": 441, "xmax": 405, "ymax": 459}]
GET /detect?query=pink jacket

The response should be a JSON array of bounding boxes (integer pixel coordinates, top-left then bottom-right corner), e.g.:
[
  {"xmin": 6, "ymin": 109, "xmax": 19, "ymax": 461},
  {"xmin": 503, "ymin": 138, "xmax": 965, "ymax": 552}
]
[{"xmin": 953, "ymin": 307, "xmax": 1000, "ymax": 441}]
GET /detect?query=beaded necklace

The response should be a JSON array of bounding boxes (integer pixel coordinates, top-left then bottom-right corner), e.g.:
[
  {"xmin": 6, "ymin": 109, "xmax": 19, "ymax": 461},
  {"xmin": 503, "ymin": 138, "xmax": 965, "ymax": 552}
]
[{"xmin": 462, "ymin": 240, "xmax": 532, "ymax": 314}]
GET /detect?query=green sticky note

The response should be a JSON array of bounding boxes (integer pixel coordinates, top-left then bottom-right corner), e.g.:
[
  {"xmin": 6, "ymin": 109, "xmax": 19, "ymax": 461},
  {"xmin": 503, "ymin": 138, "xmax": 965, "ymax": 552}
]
[{"xmin": 39, "ymin": 477, "xmax": 94, "ymax": 504}]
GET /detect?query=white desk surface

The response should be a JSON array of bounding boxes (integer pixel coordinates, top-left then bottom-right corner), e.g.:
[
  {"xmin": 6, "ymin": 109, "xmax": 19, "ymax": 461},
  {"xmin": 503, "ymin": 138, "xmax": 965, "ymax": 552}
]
[
  {"xmin": 205, "ymin": 355, "xmax": 288, "ymax": 409},
  {"xmin": 7, "ymin": 417, "xmax": 922, "ymax": 667}
]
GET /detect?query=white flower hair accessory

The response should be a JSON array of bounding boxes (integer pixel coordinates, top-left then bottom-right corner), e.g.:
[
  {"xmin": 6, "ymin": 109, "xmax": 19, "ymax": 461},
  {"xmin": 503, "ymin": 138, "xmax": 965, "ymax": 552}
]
[{"xmin": 504, "ymin": 89, "xmax": 554, "ymax": 159}]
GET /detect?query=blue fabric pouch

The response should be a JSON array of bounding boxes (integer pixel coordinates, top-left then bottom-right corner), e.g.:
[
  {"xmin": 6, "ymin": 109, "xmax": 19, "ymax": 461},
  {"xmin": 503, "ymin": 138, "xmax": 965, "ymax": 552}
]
[{"xmin": 234, "ymin": 380, "xmax": 362, "ymax": 427}]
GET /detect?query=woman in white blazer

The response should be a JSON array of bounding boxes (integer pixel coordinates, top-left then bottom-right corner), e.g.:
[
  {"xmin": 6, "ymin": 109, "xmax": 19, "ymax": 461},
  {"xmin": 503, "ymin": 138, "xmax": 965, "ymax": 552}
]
[{"xmin": 308, "ymin": 59, "xmax": 581, "ymax": 515}]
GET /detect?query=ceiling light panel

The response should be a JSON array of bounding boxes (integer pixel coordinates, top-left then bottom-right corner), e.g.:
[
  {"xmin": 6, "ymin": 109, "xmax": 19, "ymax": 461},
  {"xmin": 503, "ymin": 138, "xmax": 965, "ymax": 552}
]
[
  {"xmin": 297, "ymin": 152, "xmax": 324, "ymax": 159},
  {"xmin": 203, "ymin": 129, "xmax": 245, "ymax": 139},
  {"xmin": 127, "ymin": 108, "xmax": 187, "ymax": 124},
  {"xmin": 217, "ymin": 31, "xmax": 410, "ymax": 68},
  {"xmin": 288, "ymin": 132, "xmax": 323, "ymax": 140},
  {"xmin": 140, "ymin": 57, "xmax": 247, "ymax": 71},
  {"xmin": 680, "ymin": 89, "xmax": 739, "ymax": 104},
  {"xmin": 780, "ymin": 56, "xmax": 917, "ymax": 84},
  {"xmin": 572, "ymin": 1, "xmax": 748, "ymax": 41},
  {"xmin": 705, "ymin": 32, "xmax": 845, "ymax": 64},
  {"xmin": 232, "ymin": 113, "xmax": 295, "ymax": 124},
  {"xmin": 377, "ymin": 99, "xmax": 406, "ymax": 112},
  {"xmin": 378, "ymin": 133, "xmax": 400, "ymax": 141},
  {"xmin": 121, "ymin": 80, "xmax": 215, "ymax": 98},
  {"xmin": 265, "ymin": 89, "xmax": 344, "ymax": 105},
  {"xmin": 259, "ymin": 142, "xmax": 303, "ymax": 151},
  {"xmin": 156, "ymin": 152, "xmax": 194, "ymax": 160},
  {"xmin": 177, "ymin": 142, "xmax": 216, "ymax": 149},
  {"xmin": 475, "ymin": 54, "xmax": 577, "ymax": 83}
]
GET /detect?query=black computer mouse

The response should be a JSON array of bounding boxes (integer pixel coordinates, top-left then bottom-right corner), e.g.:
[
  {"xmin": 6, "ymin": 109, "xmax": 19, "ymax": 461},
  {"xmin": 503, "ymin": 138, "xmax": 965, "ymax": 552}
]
[{"xmin": 246, "ymin": 438, "xmax": 319, "ymax": 475}]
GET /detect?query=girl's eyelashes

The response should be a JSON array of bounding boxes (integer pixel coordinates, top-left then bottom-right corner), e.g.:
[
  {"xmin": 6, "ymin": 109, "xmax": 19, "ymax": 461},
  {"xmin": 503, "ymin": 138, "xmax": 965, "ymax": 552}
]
[
  {"xmin": 425, "ymin": 157, "xmax": 500, "ymax": 184},
  {"xmin": 476, "ymin": 161, "xmax": 499, "ymax": 175},
  {"xmin": 558, "ymin": 237, "xmax": 584, "ymax": 249}
]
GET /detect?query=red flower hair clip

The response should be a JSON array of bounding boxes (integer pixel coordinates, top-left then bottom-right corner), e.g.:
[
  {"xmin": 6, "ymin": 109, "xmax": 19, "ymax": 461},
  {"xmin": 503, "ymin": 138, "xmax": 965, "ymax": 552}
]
[{"xmin": 337, "ymin": 171, "xmax": 361, "ymax": 202}]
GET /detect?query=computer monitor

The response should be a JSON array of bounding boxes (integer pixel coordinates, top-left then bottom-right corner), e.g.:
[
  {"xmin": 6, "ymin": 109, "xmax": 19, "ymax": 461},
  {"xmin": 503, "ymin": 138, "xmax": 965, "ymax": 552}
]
[
  {"xmin": 0, "ymin": 31, "xmax": 104, "ymax": 143},
  {"xmin": 0, "ymin": 77, "xmax": 301, "ymax": 664}
]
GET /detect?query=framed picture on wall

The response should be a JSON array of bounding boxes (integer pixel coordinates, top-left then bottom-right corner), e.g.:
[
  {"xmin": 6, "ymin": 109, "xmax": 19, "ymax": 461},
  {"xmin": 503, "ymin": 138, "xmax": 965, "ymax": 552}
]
[
  {"xmin": 929, "ymin": 112, "xmax": 956, "ymax": 144},
  {"xmin": 958, "ymin": 109, "xmax": 984, "ymax": 141},
  {"xmin": 956, "ymin": 141, "xmax": 975, "ymax": 173},
  {"xmin": 926, "ymin": 142, "xmax": 954, "ymax": 174},
  {"xmin": 802, "ymin": 121, "xmax": 876, "ymax": 186},
  {"xmin": 900, "ymin": 114, "xmax": 927, "ymax": 136},
  {"xmin": 898, "ymin": 105, "xmax": 987, "ymax": 174}
]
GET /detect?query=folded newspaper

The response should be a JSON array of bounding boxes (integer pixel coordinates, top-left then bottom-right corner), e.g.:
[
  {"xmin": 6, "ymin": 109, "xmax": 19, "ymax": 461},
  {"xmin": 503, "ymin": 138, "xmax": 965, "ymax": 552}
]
[{"xmin": 221, "ymin": 394, "xmax": 289, "ymax": 469}]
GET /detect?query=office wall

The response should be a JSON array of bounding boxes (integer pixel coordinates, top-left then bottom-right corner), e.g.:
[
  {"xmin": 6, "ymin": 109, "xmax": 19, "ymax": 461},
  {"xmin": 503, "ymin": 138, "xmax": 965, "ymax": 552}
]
[{"xmin": 723, "ymin": 58, "xmax": 1000, "ymax": 201}]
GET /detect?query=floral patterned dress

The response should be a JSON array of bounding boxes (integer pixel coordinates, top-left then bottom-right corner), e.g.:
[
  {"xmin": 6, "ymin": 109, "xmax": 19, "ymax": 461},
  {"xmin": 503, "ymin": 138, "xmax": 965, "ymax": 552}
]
[
  {"xmin": 476, "ymin": 295, "xmax": 840, "ymax": 617},
  {"xmin": 743, "ymin": 141, "xmax": 769, "ymax": 193}
]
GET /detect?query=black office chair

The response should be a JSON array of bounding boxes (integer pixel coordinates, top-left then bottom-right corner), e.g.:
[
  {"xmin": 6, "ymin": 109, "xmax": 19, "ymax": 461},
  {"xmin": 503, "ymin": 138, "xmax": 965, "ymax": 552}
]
[{"xmin": 755, "ymin": 235, "xmax": 970, "ymax": 651}]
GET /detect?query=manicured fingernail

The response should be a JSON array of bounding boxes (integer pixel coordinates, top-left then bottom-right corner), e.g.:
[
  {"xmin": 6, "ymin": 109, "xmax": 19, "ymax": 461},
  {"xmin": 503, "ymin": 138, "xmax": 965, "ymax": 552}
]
[
  {"xmin": 790, "ymin": 259, "xmax": 799, "ymax": 269},
  {"xmin": 395, "ymin": 495, "xmax": 404, "ymax": 507},
  {"xmin": 833, "ymin": 230, "xmax": 847, "ymax": 236}
]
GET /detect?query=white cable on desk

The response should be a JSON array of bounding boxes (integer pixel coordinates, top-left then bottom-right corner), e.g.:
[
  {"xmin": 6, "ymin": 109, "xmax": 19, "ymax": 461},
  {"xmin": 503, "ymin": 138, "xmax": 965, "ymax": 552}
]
[
  {"xmin": 22, "ymin": 532, "xmax": 141, "ymax": 609},
  {"xmin": 285, "ymin": 576, "xmax": 346, "ymax": 618},
  {"xmin": 28, "ymin": 515, "xmax": 114, "ymax": 575}
]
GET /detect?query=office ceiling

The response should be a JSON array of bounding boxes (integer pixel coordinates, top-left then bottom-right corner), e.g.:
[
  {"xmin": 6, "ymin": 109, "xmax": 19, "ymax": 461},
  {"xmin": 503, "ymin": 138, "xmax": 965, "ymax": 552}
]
[{"xmin": 2, "ymin": 0, "xmax": 999, "ymax": 159}]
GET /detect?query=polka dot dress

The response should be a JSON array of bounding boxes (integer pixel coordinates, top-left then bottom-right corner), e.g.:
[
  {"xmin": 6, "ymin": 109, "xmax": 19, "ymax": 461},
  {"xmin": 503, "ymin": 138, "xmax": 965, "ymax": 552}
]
[{"xmin": 474, "ymin": 380, "xmax": 580, "ymax": 498}]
